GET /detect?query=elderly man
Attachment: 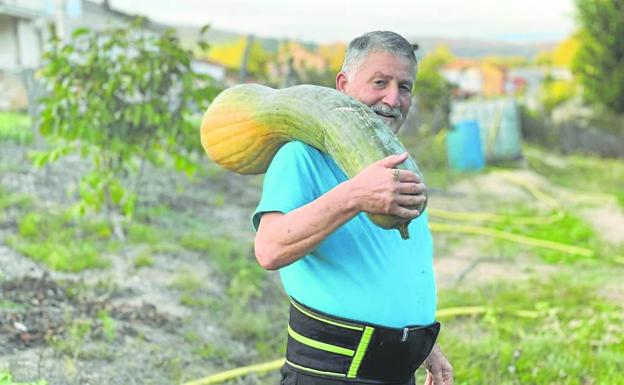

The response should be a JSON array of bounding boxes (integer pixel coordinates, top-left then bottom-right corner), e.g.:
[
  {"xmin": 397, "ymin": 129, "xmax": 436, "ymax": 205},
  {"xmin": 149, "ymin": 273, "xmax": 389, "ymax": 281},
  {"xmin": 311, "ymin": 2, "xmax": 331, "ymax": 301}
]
[{"xmin": 253, "ymin": 31, "xmax": 453, "ymax": 385}]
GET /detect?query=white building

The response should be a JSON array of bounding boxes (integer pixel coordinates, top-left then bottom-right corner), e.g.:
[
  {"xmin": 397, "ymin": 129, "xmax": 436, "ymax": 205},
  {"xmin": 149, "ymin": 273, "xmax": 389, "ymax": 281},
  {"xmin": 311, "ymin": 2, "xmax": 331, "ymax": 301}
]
[
  {"xmin": 441, "ymin": 66, "xmax": 483, "ymax": 96},
  {"xmin": 0, "ymin": 0, "xmax": 175, "ymax": 110}
]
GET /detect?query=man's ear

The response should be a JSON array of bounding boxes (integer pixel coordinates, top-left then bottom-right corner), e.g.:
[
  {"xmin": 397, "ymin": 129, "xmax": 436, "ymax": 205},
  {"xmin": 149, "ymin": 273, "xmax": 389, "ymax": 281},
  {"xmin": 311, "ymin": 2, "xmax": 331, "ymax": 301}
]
[{"xmin": 336, "ymin": 72, "xmax": 348, "ymax": 92}]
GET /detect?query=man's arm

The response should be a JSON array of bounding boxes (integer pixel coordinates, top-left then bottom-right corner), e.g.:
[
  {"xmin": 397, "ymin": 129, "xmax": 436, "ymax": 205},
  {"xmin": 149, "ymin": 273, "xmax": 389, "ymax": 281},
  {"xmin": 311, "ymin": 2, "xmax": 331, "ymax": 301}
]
[{"xmin": 254, "ymin": 152, "xmax": 426, "ymax": 270}]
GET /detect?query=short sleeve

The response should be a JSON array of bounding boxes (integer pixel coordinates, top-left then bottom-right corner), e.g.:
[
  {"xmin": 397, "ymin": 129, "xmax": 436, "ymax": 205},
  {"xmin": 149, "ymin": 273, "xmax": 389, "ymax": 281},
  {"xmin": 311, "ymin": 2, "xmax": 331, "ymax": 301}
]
[{"xmin": 251, "ymin": 141, "xmax": 321, "ymax": 231}]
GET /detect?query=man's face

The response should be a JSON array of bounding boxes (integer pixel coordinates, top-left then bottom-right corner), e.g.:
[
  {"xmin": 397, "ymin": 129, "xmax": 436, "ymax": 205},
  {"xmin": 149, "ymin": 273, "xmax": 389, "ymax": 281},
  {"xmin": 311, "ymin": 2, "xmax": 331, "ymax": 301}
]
[{"xmin": 336, "ymin": 51, "xmax": 415, "ymax": 133}]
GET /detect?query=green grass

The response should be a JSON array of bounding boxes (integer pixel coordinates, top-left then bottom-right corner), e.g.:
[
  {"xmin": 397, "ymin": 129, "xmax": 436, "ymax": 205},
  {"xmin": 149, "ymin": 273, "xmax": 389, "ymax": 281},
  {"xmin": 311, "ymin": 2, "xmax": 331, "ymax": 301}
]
[
  {"xmin": 0, "ymin": 112, "xmax": 33, "ymax": 144},
  {"xmin": 525, "ymin": 145, "xmax": 624, "ymax": 208},
  {"xmin": 170, "ymin": 270, "xmax": 215, "ymax": 308},
  {"xmin": 184, "ymin": 330, "xmax": 229, "ymax": 361},
  {"xmin": 6, "ymin": 210, "xmax": 115, "ymax": 272},
  {"xmin": 0, "ymin": 188, "xmax": 32, "ymax": 211},
  {"xmin": 487, "ymin": 207, "xmax": 602, "ymax": 264},
  {"xmin": 0, "ymin": 371, "xmax": 46, "ymax": 385},
  {"xmin": 179, "ymin": 234, "xmax": 261, "ymax": 281},
  {"xmin": 133, "ymin": 252, "xmax": 155, "ymax": 268},
  {"xmin": 0, "ymin": 300, "xmax": 27, "ymax": 312},
  {"xmin": 125, "ymin": 221, "xmax": 166, "ymax": 244},
  {"xmin": 616, "ymin": 191, "xmax": 624, "ymax": 211},
  {"xmin": 438, "ymin": 272, "xmax": 624, "ymax": 385},
  {"xmin": 0, "ymin": 188, "xmax": 33, "ymax": 225},
  {"xmin": 6, "ymin": 202, "xmax": 181, "ymax": 272}
]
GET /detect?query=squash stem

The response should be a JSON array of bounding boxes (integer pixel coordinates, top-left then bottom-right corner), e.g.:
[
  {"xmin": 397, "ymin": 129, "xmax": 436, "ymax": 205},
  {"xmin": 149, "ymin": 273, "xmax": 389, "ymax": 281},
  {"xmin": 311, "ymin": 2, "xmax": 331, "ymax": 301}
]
[{"xmin": 397, "ymin": 224, "xmax": 410, "ymax": 240}]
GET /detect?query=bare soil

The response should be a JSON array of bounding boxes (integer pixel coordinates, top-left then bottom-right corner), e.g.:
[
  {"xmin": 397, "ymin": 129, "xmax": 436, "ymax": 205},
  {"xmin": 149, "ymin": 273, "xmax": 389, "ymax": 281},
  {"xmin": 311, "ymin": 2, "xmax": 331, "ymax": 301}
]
[{"xmin": 1, "ymin": 141, "xmax": 622, "ymax": 385}]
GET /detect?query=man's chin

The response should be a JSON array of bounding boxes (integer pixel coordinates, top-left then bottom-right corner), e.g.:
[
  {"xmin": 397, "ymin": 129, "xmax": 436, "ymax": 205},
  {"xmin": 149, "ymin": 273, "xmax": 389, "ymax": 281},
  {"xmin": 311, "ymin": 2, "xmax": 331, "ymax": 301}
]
[{"xmin": 380, "ymin": 116, "xmax": 401, "ymax": 133}]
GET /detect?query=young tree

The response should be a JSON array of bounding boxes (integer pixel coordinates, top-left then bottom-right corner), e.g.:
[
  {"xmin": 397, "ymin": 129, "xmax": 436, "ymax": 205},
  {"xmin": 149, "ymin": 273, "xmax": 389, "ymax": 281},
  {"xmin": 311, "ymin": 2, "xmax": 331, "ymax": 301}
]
[
  {"xmin": 574, "ymin": 0, "xmax": 624, "ymax": 113},
  {"xmin": 36, "ymin": 19, "xmax": 220, "ymax": 237},
  {"xmin": 413, "ymin": 46, "xmax": 454, "ymax": 132}
]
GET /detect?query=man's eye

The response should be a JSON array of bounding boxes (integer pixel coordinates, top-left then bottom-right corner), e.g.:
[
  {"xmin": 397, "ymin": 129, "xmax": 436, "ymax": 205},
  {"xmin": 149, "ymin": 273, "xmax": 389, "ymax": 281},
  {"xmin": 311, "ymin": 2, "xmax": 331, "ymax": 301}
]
[{"xmin": 373, "ymin": 80, "xmax": 386, "ymax": 86}]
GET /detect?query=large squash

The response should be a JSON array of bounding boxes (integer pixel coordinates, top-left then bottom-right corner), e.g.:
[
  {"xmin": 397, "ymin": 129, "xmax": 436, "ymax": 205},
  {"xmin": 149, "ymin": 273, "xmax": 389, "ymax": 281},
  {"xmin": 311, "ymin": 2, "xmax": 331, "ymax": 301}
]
[{"xmin": 200, "ymin": 84, "xmax": 426, "ymax": 239}]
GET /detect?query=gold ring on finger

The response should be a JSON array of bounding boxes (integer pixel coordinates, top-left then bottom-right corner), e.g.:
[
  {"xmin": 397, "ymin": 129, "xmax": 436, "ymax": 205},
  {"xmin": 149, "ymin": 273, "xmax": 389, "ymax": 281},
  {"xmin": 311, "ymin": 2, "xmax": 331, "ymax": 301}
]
[{"xmin": 392, "ymin": 169, "xmax": 400, "ymax": 182}]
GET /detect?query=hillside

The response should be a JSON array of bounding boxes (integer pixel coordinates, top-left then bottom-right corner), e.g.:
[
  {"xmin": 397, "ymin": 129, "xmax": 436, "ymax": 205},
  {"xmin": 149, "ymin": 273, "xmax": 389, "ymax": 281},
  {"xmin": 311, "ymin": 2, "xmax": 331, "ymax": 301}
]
[{"xmin": 175, "ymin": 25, "xmax": 558, "ymax": 58}]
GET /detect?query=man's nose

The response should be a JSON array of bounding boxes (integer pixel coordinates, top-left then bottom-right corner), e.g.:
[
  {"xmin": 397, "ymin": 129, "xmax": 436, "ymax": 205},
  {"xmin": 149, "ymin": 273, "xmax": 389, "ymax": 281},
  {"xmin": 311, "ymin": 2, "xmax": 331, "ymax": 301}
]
[{"xmin": 381, "ymin": 85, "xmax": 401, "ymax": 108}]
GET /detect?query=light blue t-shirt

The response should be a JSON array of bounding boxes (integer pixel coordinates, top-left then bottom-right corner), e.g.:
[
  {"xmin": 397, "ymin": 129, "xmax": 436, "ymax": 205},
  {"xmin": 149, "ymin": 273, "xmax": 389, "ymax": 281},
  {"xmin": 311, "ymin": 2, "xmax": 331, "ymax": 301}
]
[{"xmin": 252, "ymin": 141, "xmax": 436, "ymax": 328}]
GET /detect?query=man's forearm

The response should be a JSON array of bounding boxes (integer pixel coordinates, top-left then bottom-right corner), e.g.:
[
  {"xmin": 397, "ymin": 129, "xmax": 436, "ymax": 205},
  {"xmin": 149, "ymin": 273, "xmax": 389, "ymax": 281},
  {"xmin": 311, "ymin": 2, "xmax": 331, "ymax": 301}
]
[{"xmin": 254, "ymin": 181, "xmax": 360, "ymax": 270}]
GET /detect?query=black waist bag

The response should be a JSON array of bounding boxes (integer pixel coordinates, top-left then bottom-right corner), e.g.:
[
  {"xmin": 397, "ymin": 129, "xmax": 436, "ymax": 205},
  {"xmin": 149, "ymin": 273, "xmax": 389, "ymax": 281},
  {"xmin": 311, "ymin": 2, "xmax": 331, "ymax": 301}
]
[{"xmin": 286, "ymin": 298, "xmax": 440, "ymax": 384}]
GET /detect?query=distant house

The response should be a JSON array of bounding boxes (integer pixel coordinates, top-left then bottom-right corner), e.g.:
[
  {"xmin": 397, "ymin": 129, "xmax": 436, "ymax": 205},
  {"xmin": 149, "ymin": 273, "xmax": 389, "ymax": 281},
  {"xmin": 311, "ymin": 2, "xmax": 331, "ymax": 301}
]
[
  {"xmin": 441, "ymin": 59, "xmax": 507, "ymax": 98},
  {"xmin": 284, "ymin": 43, "xmax": 328, "ymax": 73},
  {"xmin": 191, "ymin": 58, "xmax": 226, "ymax": 83},
  {"xmin": 0, "ymin": 0, "xmax": 170, "ymax": 110},
  {"xmin": 269, "ymin": 42, "xmax": 329, "ymax": 87},
  {"xmin": 505, "ymin": 67, "xmax": 572, "ymax": 110}
]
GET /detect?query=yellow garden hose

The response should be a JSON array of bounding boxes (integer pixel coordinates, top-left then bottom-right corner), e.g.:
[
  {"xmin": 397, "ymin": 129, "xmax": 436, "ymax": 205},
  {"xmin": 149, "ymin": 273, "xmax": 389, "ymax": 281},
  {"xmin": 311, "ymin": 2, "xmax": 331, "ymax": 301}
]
[
  {"xmin": 428, "ymin": 207, "xmax": 565, "ymax": 225},
  {"xmin": 183, "ymin": 171, "xmax": 620, "ymax": 385},
  {"xmin": 428, "ymin": 171, "xmax": 565, "ymax": 226},
  {"xmin": 427, "ymin": 170, "xmax": 587, "ymax": 256},
  {"xmin": 428, "ymin": 222, "xmax": 594, "ymax": 257},
  {"xmin": 181, "ymin": 359, "xmax": 285, "ymax": 385}
]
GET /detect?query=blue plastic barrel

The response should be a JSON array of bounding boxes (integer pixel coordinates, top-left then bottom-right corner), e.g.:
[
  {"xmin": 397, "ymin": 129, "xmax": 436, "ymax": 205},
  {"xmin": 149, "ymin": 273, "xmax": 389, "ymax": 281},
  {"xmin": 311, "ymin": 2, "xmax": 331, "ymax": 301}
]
[{"xmin": 447, "ymin": 120, "xmax": 485, "ymax": 171}]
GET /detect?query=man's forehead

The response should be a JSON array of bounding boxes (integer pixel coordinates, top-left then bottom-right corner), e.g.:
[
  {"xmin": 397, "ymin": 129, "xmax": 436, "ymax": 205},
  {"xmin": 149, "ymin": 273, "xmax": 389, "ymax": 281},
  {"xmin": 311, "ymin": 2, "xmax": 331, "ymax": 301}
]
[
  {"xmin": 367, "ymin": 70, "xmax": 414, "ymax": 83},
  {"xmin": 354, "ymin": 52, "xmax": 415, "ymax": 77}
]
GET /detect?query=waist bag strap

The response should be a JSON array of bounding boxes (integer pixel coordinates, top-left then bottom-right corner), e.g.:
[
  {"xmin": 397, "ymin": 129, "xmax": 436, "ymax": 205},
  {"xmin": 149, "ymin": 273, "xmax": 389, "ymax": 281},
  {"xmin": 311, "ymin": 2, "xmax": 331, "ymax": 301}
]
[{"xmin": 285, "ymin": 298, "xmax": 440, "ymax": 384}]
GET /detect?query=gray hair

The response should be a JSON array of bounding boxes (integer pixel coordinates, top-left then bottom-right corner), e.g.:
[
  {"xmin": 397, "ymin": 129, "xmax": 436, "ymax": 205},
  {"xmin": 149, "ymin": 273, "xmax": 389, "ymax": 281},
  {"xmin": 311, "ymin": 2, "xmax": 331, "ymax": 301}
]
[{"xmin": 341, "ymin": 31, "xmax": 417, "ymax": 78}]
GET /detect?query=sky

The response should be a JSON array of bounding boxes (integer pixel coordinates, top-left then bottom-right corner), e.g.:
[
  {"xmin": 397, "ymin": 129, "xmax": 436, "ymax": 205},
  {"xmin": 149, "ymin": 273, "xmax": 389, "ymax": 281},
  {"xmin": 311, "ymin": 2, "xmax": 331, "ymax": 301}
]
[{"xmin": 108, "ymin": 0, "xmax": 577, "ymax": 44}]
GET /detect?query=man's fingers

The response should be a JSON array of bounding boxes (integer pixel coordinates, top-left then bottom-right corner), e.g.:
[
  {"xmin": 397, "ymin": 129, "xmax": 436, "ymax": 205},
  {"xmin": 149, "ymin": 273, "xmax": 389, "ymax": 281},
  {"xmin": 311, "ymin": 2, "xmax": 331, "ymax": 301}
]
[
  {"xmin": 391, "ymin": 205, "xmax": 420, "ymax": 219},
  {"xmin": 396, "ymin": 193, "xmax": 427, "ymax": 207},
  {"xmin": 378, "ymin": 152, "xmax": 408, "ymax": 168},
  {"xmin": 395, "ymin": 169, "xmax": 421, "ymax": 183},
  {"xmin": 398, "ymin": 182, "xmax": 426, "ymax": 195},
  {"xmin": 424, "ymin": 372, "xmax": 433, "ymax": 385},
  {"xmin": 432, "ymin": 371, "xmax": 444, "ymax": 385}
]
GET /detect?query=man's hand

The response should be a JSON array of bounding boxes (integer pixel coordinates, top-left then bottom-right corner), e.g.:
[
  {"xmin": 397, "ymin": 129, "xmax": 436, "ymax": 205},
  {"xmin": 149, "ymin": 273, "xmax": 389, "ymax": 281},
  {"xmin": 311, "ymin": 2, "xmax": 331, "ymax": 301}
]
[
  {"xmin": 423, "ymin": 344, "xmax": 453, "ymax": 385},
  {"xmin": 348, "ymin": 152, "xmax": 426, "ymax": 220}
]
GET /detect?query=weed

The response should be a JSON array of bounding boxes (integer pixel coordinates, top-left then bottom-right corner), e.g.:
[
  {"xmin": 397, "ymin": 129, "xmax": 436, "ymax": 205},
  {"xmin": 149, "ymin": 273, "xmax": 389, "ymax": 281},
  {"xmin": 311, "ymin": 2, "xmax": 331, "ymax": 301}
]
[
  {"xmin": 170, "ymin": 271, "xmax": 202, "ymax": 292},
  {"xmin": 179, "ymin": 234, "xmax": 262, "ymax": 284},
  {"xmin": 170, "ymin": 270, "xmax": 214, "ymax": 308},
  {"xmin": 0, "ymin": 370, "xmax": 47, "ymax": 385},
  {"xmin": 97, "ymin": 310, "xmax": 117, "ymax": 342},
  {"xmin": 193, "ymin": 343, "xmax": 229, "ymax": 361},
  {"xmin": 616, "ymin": 190, "xmax": 624, "ymax": 211},
  {"xmin": 51, "ymin": 317, "xmax": 93, "ymax": 360},
  {"xmin": 0, "ymin": 189, "xmax": 33, "ymax": 226},
  {"xmin": 0, "ymin": 300, "xmax": 27, "ymax": 312},
  {"xmin": 133, "ymin": 251, "xmax": 155, "ymax": 269},
  {"xmin": 6, "ymin": 210, "xmax": 115, "ymax": 272},
  {"xmin": 184, "ymin": 330, "xmax": 228, "ymax": 361},
  {"xmin": 0, "ymin": 112, "xmax": 33, "ymax": 144},
  {"xmin": 212, "ymin": 193, "xmax": 225, "ymax": 207},
  {"xmin": 0, "ymin": 189, "xmax": 33, "ymax": 211},
  {"xmin": 156, "ymin": 355, "xmax": 184, "ymax": 384},
  {"xmin": 125, "ymin": 221, "xmax": 165, "ymax": 244}
]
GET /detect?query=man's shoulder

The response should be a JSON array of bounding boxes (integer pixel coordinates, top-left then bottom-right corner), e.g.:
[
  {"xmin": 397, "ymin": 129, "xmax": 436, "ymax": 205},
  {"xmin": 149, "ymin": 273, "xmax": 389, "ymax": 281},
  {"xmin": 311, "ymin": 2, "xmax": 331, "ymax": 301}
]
[
  {"xmin": 279, "ymin": 141, "xmax": 321, "ymax": 155},
  {"xmin": 270, "ymin": 141, "xmax": 342, "ymax": 181},
  {"xmin": 275, "ymin": 141, "xmax": 326, "ymax": 164}
]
